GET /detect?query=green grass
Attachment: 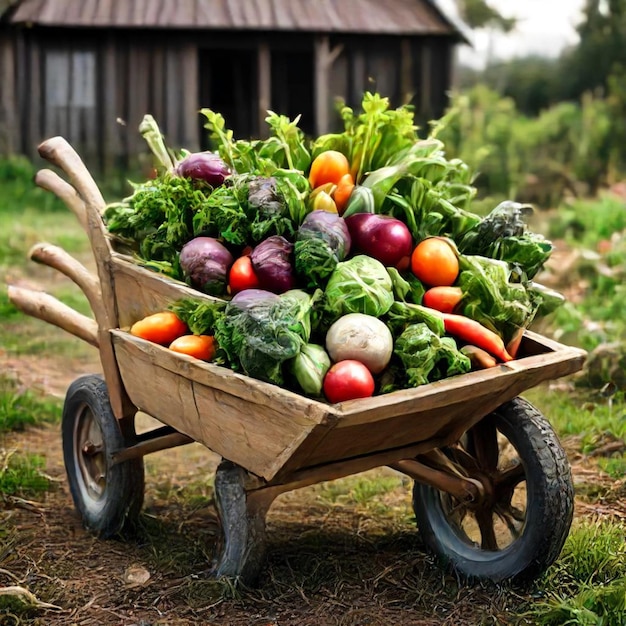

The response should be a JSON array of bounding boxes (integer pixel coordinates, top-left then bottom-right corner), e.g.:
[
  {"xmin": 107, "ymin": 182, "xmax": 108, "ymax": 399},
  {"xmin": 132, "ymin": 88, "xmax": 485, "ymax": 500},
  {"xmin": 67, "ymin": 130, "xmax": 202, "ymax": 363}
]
[
  {"xmin": 0, "ymin": 451, "xmax": 51, "ymax": 496},
  {"xmin": 548, "ymin": 195, "xmax": 626, "ymax": 248},
  {"xmin": 0, "ymin": 376, "xmax": 59, "ymax": 501},
  {"xmin": 597, "ymin": 454, "xmax": 626, "ymax": 480},
  {"xmin": 0, "ymin": 376, "xmax": 61, "ymax": 433},
  {"xmin": 0, "ymin": 289, "xmax": 24, "ymax": 322},
  {"xmin": 529, "ymin": 519, "xmax": 626, "ymax": 625},
  {"xmin": 1, "ymin": 158, "xmax": 95, "ymax": 361},
  {"xmin": 542, "ymin": 197, "xmax": 626, "ymax": 350},
  {"xmin": 316, "ymin": 473, "xmax": 407, "ymax": 507},
  {"xmin": 0, "ymin": 156, "xmax": 66, "ymax": 216},
  {"xmin": 524, "ymin": 388, "xmax": 626, "ymax": 452},
  {"xmin": 0, "ymin": 209, "xmax": 87, "ymax": 267}
]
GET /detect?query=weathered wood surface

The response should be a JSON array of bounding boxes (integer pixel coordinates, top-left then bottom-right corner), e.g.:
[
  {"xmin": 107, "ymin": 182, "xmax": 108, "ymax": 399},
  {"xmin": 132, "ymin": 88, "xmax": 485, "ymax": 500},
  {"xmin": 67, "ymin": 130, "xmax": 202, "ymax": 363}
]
[
  {"xmin": 111, "ymin": 330, "xmax": 333, "ymax": 481},
  {"xmin": 34, "ymin": 169, "xmax": 88, "ymax": 232},
  {"xmin": 110, "ymin": 253, "xmax": 222, "ymax": 328},
  {"xmin": 7, "ymin": 286, "xmax": 99, "ymax": 348},
  {"xmin": 36, "ymin": 137, "xmax": 134, "ymax": 418},
  {"xmin": 29, "ymin": 242, "xmax": 102, "ymax": 315},
  {"xmin": 109, "ymin": 321, "xmax": 586, "ymax": 482}
]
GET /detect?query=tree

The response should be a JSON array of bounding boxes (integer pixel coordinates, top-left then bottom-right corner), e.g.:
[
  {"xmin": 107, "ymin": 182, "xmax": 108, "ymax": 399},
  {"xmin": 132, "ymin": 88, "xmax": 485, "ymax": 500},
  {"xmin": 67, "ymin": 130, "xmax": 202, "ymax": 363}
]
[
  {"xmin": 559, "ymin": 0, "xmax": 626, "ymax": 100},
  {"xmin": 457, "ymin": 56, "xmax": 560, "ymax": 115},
  {"xmin": 454, "ymin": 0, "xmax": 516, "ymax": 33}
]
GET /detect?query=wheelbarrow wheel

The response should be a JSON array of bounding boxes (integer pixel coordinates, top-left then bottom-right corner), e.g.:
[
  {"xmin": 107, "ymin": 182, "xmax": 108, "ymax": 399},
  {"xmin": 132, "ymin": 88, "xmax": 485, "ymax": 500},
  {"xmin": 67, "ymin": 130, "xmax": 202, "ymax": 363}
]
[
  {"xmin": 412, "ymin": 397, "xmax": 574, "ymax": 584},
  {"xmin": 62, "ymin": 374, "xmax": 144, "ymax": 538}
]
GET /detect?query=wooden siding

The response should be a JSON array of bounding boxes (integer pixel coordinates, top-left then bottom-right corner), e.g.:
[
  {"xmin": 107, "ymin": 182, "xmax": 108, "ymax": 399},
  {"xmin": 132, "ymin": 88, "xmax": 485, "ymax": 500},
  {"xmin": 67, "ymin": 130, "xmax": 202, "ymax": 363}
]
[
  {"xmin": 3, "ymin": 28, "xmax": 202, "ymax": 172},
  {"xmin": 0, "ymin": 26, "xmax": 456, "ymax": 173},
  {"xmin": 10, "ymin": 0, "xmax": 464, "ymax": 39},
  {"xmin": 0, "ymin": 29, "xmax": 17, "ymax": 154}
]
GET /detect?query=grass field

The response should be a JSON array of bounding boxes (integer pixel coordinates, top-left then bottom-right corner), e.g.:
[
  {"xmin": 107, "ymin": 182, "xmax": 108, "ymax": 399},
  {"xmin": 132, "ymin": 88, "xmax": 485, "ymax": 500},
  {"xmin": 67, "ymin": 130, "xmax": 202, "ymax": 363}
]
[{"xmin": 0, "ymin": 159, "xmax": 624, "ymax": 625}]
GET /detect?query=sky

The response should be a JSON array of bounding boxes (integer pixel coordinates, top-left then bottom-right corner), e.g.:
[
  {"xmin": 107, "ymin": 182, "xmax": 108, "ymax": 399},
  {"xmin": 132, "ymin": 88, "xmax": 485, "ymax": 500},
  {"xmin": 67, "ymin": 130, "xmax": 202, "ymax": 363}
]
[{"xmin": 437, "ymin": 0, "xmax": 588, "ymax": 68}]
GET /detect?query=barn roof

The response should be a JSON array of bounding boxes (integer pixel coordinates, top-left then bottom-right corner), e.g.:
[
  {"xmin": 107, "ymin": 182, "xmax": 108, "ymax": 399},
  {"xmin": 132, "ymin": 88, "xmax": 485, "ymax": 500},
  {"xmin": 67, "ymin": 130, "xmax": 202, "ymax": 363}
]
[{"xmin": 5, "ymin": 0, "xmax": 466, "ymax": 39}]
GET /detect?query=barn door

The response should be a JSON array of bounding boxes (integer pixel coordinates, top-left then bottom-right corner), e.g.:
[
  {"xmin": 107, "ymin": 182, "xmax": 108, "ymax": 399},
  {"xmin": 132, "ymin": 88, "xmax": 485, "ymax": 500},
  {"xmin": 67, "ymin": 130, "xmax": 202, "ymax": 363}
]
[
  {"xmin": 199, "ymin": 48, "xmax": 258, "ymax": 147},
  {"xmin": 270, "ymin": 49, "xmax": 315, "ymax": 136}
]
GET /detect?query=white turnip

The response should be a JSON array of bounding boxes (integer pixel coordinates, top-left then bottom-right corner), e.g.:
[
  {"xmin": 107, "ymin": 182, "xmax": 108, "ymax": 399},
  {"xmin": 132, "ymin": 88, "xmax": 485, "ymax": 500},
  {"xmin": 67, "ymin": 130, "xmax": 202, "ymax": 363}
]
[{"xmin": 325, "ymin": 313, "xmax": 393, "ymax": 374}]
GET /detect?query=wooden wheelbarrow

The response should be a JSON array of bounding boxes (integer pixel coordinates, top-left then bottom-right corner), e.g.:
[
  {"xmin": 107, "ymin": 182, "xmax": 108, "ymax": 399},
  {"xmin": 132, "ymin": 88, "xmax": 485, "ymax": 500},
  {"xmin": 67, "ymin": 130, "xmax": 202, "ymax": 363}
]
[{"xmin": 8, "ymin": 137, "xmax": 587, "ymax": 586}]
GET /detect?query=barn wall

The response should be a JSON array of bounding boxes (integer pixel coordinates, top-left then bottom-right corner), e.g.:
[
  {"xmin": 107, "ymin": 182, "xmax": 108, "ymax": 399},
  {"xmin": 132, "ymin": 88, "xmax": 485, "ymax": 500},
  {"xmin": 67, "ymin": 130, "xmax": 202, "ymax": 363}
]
[
  {"xmin": 3, "ymin": 27, "xmax": 201, "ymax": 173},
  {"xmin": 0, "ymin": 27, "xmax": 18, "ymax": 155},
  {"xmin": 326, "ymin": 35, "xmax": 454, "ymax": 133},
  {"xmin": 0, "ymin": 25, "xmax": 457, "ymax": 174}
]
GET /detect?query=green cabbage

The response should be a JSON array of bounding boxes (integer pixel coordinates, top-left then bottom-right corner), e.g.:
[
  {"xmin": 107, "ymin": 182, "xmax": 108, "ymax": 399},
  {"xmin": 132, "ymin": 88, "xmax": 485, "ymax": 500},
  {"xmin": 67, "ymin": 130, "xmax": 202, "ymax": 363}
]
[
  {"xmin": 214, "ymin": 289, "xmax": 319, "ymax": 385},
  {"xmin": 324, "ymin": 255, "xmax": 394, "ymax": 320},
  {"xmin": 391, "ymin": 323, "xmax": 471, "ymax": 388},
  {"xmin": 458, "ymin": 254, "xmax": 538, "ymax": 343}
]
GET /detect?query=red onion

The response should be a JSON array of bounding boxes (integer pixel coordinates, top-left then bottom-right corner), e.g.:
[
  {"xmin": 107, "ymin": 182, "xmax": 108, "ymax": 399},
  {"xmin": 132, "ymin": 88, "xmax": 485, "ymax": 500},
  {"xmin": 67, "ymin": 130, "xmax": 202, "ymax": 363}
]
[
  {"xmin": 176, "ymin": 152, "xmax": 231, "ymax": 187},
  {"xmin": 345, "ymin": 213, "xmax": 413, "ymax": 270},
  {"xmin": 179, "ymin": 236, "xmax": 234, "ymax": 295},
  {"xmin": 250, "ymin": 236, "xmax": 296, "ymax": 294}
]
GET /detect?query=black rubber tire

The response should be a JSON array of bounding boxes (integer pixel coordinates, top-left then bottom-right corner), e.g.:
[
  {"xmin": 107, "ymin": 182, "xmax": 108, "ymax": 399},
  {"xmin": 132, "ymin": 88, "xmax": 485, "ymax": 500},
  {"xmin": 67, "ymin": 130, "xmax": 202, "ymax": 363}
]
[
  {"xmin": 412, "ymin": 397, "xmax": 574, "ymax": 584},
  {"xmin": 62, "ymin": 374, "xmax": 144, "ymax": 538}
]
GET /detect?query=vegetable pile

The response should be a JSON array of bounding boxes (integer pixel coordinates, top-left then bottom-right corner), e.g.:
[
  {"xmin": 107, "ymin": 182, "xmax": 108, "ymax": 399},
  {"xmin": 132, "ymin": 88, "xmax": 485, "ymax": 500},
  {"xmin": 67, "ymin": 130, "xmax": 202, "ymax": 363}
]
[{"xmin": 106, "ymin": 93, "xmax": 565, "ymax": 403}]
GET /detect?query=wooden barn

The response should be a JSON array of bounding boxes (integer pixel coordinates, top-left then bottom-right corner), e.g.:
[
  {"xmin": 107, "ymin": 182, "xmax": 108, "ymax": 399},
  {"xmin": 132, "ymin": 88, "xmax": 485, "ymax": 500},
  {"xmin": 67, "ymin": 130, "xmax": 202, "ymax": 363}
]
[{"xmin": 0, "ymin": 0, "xmax": 467, "ymax": 173}]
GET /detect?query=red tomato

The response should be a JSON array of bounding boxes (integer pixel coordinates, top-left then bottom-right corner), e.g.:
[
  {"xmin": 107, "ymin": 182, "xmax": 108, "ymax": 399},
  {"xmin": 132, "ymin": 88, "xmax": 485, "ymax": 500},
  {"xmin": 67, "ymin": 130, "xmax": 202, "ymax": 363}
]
[
  {"xmin": 228, "ymin": 255, "xmax": 261, "ymax": 294},
  {"xmin": 323, "ymin": 360, "xmax": 375, "ymax": 403}
]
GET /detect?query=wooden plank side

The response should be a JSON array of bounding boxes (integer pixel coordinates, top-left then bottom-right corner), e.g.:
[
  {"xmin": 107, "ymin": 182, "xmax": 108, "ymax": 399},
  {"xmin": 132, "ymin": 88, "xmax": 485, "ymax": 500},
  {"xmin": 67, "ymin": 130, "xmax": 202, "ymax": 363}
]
[
  {"xmin": 110, "ymin": 330, "xmax": 330, "ymax": 424},
  {"xmin": 164, "ymin": 43, "xmax": 181, "ymax": 144},
  {"xmin": 14, "ymin": 30, "xmax": 27, "ymax": 156},
  {"xmin": 102, "ymin": 33, "xmax": 120, "ymax": 174},
  {"xmin": 330, "ymin": 344, "xmax": 586, "ymax": 427},
  {"xmin": 257, "ymin": 40, "xmax": 271, "ymax": 139},
  {"xmin": 112, "ymin": 332, "xmax": 326, "ymax": 480},
  {"xmin": 266, "ymin": 437, "xmax": 445, "ymax": 492},
  {"xmin": 109, "ymin": 327, "xmax": 585, "ymax": 480},
  {"xmin": 314, "ymin": 35, "xmax": 330, "ymax": 136},
  {"xmin": 28, "ymin": 37, "xmax": 42, "ymax": 155},
  {"xmin": 300, "ymin": 387, "xmax": 531, "ymax": 469},
  {"xmin": 127, "ymin": 42, "xmax": 151, "ymax": 158},
  {"xmin": 180, "ymin": 42, "xmax": 199, "ymax": 151},
  {"xmin": 420, "ymin": 39, "xmax": 432, "ymax": 119},
  {"xmin": 150, "ymin": 42, "xmax": 166, "ymax": 129},
  {"xmin": 110, "ymin": 253, "xmax": 222, "ymax": 327}
]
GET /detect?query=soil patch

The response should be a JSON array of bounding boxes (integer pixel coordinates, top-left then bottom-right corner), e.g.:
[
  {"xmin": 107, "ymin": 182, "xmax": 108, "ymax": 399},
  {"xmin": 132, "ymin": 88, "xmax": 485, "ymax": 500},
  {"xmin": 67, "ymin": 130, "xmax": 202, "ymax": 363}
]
[
  {"xmin": 1, "ymin": 358, "xmax": 624, "ymax": 625},
  {"xmin": 1, "ymin": 246, "xmax": 624, "ymax": 624}
]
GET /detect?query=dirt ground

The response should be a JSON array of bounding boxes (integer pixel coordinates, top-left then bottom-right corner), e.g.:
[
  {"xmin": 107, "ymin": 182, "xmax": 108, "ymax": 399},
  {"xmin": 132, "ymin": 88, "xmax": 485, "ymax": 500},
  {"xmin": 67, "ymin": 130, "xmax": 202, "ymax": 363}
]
[
  {"xmin": 0, "ymin": 348, "xmax": 624, "ymax": 626},
  {"xmin": 1, "ymin": 236, "xmax": 625, "ymax": 625}
]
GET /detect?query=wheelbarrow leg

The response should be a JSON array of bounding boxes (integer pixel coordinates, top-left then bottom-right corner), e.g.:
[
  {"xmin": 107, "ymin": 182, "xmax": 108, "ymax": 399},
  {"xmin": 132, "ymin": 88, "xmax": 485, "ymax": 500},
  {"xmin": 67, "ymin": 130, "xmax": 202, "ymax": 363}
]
[{"xmin": 212, "ymin": 460, "xmax": 276, "ymax": 586}]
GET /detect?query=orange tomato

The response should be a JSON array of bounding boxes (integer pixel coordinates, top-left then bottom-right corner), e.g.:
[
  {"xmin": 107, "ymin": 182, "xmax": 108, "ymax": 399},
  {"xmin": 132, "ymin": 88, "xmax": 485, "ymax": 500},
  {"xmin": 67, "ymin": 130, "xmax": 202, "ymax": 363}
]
[
  {"xmin": 228, "ymin": 255, "xmax": 261, "ymax": 294},
  {"xmin": 309, "ymin": 150, "xmax": 351, "ymax": 189},
  {"xmin": 130, "ymin": 311, "xmax": 188, "ymax": 345},
  {"xmin": 169, "ymin": 335, "xmax": 216, "ymax": 361},
  {"xmin": 332, "ymin": 173, "xmax": 355, "ymax": 214},
  {"xmin": 411, "ymin": 237, "xmax": 459, "ymax": 287},
  {"xmin": 422, "ymin": 286, "xmax": 463, "ymax": 313}
]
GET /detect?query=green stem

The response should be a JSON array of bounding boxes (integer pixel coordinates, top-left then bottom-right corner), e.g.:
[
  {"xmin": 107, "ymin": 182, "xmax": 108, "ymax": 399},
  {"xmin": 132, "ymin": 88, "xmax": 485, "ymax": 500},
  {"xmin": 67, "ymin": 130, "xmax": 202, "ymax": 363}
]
[{"xmin": 139, "ymin": 115, "xmax": 177, "ymax": 171}]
